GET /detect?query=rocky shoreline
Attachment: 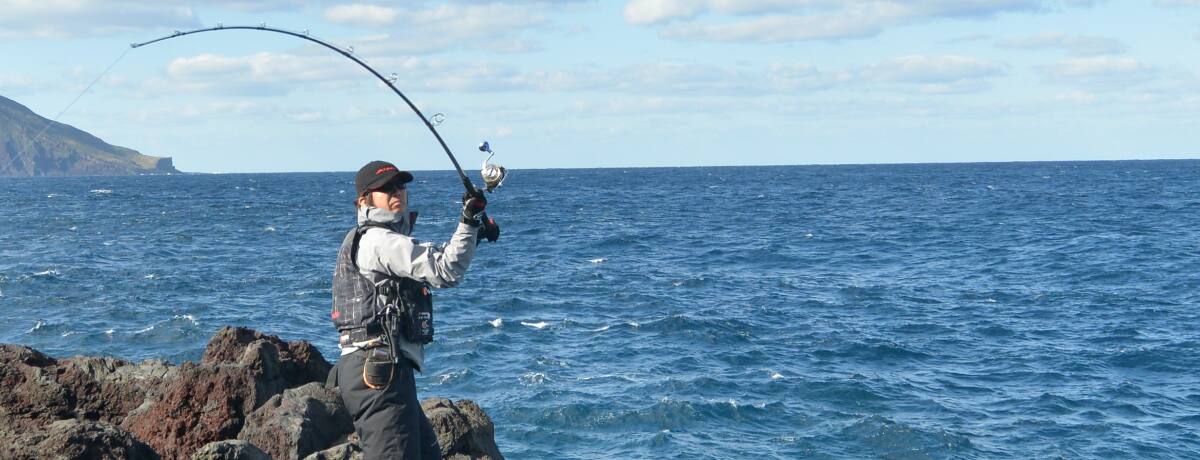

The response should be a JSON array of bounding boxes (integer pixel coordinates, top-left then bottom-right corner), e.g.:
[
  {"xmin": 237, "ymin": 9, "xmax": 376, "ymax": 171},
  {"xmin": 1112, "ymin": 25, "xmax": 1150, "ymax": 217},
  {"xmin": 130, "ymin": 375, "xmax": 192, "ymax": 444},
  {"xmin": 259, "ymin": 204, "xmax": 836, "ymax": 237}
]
[{"xmin": 0, "ymin": 327, "xmax": 504, "ymax": 460}]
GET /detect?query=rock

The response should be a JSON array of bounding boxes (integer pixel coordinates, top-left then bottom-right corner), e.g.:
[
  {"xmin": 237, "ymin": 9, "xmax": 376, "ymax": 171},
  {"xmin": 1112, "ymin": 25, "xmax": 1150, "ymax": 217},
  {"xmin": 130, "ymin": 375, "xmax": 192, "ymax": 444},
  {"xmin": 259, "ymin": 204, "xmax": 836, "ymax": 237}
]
[
  {"xmin": 191, "ymin": 440, "xmax": 271, "ymax": 460},
  {"xmin": 422, "ymin": 398, "xmax": 505, "ymax": 460},
  {"xmin": 122, "ymin": 362, "xmax": 257, "ymax": 460},
  {"xmin": 55, "ymin": 356, "xmax": 159, "ymax": 423},
  {"xmin": 0, "ymin": 345, "xmax": 163, "ymax": 432},
  {"xmin": 238, "ymin": 382, "xmax": 353, "ymax": 460},
  {"xmin": 0, "ymin": 327, "xmax": 504, "ymax": 460},
  {"xmin": 126, "ymin": 328, "xmax": 336, "ymax": 459},
  {"xmin": 302, "ymin": 442, "xmax": 360, "ymax": 460},
  {"xmin": 0, "ymin": 419, "xmax": 159, "ymax": 460},
  {"xmin": 0, "ymin": 344, "xmax": 74, "ymax": 431},
  {"xmin": 203, "ymin": 326, "xmax": 332, "ymax": 390}
]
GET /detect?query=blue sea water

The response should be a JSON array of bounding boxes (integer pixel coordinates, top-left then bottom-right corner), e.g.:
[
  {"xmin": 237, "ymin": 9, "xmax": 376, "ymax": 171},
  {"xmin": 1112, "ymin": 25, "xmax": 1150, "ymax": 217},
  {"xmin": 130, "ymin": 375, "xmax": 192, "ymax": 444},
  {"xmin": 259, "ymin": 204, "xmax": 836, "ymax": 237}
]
[{"xmin": 2, "ymin": 161, "xmax": 1199, "ymax": 459}]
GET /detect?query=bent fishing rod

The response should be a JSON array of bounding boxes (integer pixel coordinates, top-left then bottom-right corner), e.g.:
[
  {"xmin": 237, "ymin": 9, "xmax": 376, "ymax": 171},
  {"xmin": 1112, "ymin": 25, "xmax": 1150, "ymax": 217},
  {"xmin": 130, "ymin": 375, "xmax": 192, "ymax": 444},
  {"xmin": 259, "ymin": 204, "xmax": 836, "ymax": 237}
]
[{"xmin": 131, "ymin": 24, "xmax": 507, "ymax": 198}]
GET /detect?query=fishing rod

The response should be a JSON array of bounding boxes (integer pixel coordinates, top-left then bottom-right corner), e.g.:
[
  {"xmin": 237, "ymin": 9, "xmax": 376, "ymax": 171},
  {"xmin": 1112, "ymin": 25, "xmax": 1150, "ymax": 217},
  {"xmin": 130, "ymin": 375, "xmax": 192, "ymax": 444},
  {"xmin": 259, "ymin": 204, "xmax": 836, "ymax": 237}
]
[{"xmin": 130, "ymin": 24, "xmax": 507, "ymax": 201}]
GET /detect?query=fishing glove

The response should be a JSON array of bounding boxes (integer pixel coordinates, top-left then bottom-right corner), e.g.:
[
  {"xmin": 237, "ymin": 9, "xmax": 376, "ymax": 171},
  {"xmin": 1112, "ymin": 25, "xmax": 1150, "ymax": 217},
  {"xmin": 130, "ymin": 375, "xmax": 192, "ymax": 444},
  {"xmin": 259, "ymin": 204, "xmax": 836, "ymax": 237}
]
[
  {"xmin": 478, "ymin": 217, "xmax": 501, "ymax": 243},
  {"xmin": 461, "ymin": 189, "xmax": 487, "ymax": 225}
]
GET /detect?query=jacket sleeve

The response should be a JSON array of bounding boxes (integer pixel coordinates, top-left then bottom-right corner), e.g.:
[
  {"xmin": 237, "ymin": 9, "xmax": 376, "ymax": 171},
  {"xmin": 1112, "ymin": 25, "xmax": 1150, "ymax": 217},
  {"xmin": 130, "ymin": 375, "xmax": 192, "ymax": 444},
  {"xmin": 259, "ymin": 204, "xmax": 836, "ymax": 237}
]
[{"xmin": 359, "ymin": 222, "xmax": 479, "ymax": 288}]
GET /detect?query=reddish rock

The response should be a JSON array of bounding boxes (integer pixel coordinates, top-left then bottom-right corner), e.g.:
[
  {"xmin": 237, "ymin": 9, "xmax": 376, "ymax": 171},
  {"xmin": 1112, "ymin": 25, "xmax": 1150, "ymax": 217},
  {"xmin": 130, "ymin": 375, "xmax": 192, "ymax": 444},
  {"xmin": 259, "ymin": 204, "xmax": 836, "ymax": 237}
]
[
  {"xmin": 122, "ymin": 362, "xmax": 257, "ymax": 460},
  {"xmin": 0, "ymin": 344, "xmax": 73, "ymax": 430},
  {"xmin": 0, "ymin": 345, "xmax": 166, "ymax": 431},
  {"xmin": 203, "ymin": 326, "xmax": 332, "ymax": 389}
]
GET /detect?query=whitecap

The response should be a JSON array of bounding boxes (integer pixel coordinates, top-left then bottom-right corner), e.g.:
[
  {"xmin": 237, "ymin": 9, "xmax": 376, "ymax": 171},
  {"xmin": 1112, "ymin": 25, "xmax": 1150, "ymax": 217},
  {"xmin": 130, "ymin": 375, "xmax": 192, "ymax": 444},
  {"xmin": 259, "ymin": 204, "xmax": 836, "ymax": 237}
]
[
  {"xmin": 804, "ymin": 232, "xmax": 813, "ymax": 238},
  {"xmin": 46, "ymin": 193, "xmax": 59, "ymax": 198},
  {"xmin": 104, "ymin": 329, "xmax": 115, "ymax": 336},
  {"xmin": 589, "ymin": 258, "xmax": 606, "ymax": 264},
  {"xmin": 61, "ymin": 331, "xmax": 77, "ymax": 337},
  {"xmin": 134, "ymin": 325, "xmax": 155, "ymax": 334},
  {"xmin": 264, "ymin": 226, "xmax": 276, "ymax": 232},
  {"xmin": 33, "ymin": 269, "xmax": 59, "ymax": 277},
  {"xmin": 433, "ymin": 369, "xmax": 469, "ymax": 385},
  {"xmin": 985, "ymin": 298, "xmax": 996, "ymax": 303},
  {"xmin": 519, "ymin": 372, "xmax": 547, "ymax": 385},
  {"xmin": 69, "ymin": 226, "xmax": 77, "ymax": 231},
  {"xmin": 89, "ymin": 189, "xmax": 113, "ymax": 194},
  {"xmin": 592, "ymin": 325, "xmax": 611, "ymax": 332},
  {"xmin": 765, "ymin": 369, "xmax": 783, "ymax": 380},
  {"xmin": 521, "ymin": 321, "xmax": 548, "ymax": 330},
  {"xmin": 627, "ymin": 322, "xmax": 640, "ymax": 328},
  {"xmin": 489, "ymin": 318, "xmax": 503, "ymax": 328},
  {"xmin": 173, "ymin": 314, "xmax": 199, "ymax": 325},
  {"xmin": 27, "ymin": 320, "xmax": 45, "ymax": 333},
  {"xmin": 144, "ymin": 274, "xmax": 158, "ymax": 280}
]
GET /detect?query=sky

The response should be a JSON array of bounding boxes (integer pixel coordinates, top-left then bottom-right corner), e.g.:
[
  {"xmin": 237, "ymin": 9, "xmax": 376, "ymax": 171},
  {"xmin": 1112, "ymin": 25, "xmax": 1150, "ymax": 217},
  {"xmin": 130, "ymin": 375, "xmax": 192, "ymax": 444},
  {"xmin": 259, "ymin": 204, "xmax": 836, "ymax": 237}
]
[{"xmin": 1, "ymin": 0, "xmax": 1198, "ymax": 173}]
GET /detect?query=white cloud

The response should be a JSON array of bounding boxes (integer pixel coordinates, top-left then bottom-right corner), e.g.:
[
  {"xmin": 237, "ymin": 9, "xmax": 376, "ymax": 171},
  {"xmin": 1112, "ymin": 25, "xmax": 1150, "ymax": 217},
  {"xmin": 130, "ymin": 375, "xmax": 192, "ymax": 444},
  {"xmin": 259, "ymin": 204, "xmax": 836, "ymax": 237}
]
[
  {"xmin": 143, "ymin": 49, "xmax": 1011, "ymax": 100},
  {"xmin": 623, "ymin": 0, "xmax": 706, "ymax": 25},
  {"xmin": 1154, "ymin": 0, "xmax": 1200, "ymax": 6},
  {"xmin": 998, "ymin": 32, "xmax": 1126, "ymax": 56},
  {"xmin": 324, "ymin": 4, "xmax": 399, "ymax": 27},
  {"xmin": 1039, "ymin": 57, "xmax": 1157, "ymax": 88},
  {"xmin": 322, "ymin": 2, "xmax": 557, "ymax": 54},
  {"xmin": 1054, "ymin": 90, "xmax": 1097, "ymax": 104},
  {"xmin": 0, "ymin": 0, "xmax": 199, "ymax": 39},
  {"xmin": 628, "ymin": 0, "xmax": 1051, "ymax": 42},
  {"xmin": 0, "ymin": 74, "xmax": 45, "ymax": 94},
  {"xmin": 624, "ymin": 0, "xmax": 832, "ymax": 25},
  {"xmin": 855, "ymin": 54, "xmax": 1005, "ymax": 93}
]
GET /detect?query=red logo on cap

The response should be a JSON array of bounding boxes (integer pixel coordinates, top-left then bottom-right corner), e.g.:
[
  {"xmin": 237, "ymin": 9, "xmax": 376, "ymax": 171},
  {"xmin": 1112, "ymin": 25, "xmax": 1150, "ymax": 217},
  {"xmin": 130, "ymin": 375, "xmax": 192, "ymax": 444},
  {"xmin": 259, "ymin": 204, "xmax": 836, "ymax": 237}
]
[{"xmin": 376, "ymin": 166, "xmax": 397, "ymax": 175}]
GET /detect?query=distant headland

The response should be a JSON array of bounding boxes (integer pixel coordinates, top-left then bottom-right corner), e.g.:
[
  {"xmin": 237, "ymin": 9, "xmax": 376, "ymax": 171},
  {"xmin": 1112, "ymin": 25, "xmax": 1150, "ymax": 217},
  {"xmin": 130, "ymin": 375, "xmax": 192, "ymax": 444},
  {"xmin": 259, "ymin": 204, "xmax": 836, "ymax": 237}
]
[{"xmin": 0, "ymin": 94, "xmax": 179, "ymax": 177}]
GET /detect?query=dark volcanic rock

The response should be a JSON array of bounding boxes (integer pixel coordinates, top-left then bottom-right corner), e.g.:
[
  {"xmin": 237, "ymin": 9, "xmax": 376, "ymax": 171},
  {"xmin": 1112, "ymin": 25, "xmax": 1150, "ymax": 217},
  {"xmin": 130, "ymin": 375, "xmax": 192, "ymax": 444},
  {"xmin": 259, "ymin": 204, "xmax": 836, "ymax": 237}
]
[
  {"xmin": 238, "ymin": 382, "xmax": 353, "ymax": 460},
  {"xmin": 422, "ymin": 398, "xmax": 506, "ymax": 460},
  {"xmin": 303, "ymin": 442, "xmax": 361, "ymax": 460},
  {"xmin": 191, "ymin": 440, "xmax": 271, "ymax": 460},
  {"xmin": 0, "ymin": 327, "xmax": 503, "ymax": 460},
  {"xmin": 0, "ymin": 419, "xmax": 159, "ymax": 460}
]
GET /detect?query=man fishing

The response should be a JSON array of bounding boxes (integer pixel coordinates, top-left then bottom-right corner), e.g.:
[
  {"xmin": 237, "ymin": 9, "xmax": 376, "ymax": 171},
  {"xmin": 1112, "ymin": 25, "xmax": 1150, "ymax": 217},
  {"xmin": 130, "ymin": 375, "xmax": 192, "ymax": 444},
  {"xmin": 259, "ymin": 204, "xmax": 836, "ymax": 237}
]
[{"xmin": 330, "ymin": 160, "xmax": 496, "ymax": 459}]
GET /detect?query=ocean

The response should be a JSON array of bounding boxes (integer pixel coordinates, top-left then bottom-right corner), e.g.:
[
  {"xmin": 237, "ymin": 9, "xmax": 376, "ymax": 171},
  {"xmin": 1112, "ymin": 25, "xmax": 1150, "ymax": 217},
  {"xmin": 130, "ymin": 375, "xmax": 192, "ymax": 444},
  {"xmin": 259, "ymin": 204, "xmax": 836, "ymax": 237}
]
[{"xmin": 2, "ymin": 161, "xmax": 1198, "ymax": 459}]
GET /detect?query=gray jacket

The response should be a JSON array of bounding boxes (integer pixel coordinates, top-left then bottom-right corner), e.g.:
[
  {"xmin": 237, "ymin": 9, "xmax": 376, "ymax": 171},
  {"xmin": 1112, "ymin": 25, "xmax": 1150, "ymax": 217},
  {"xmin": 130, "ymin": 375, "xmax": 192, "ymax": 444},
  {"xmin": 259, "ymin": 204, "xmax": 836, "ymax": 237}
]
[{"xmin": 340, "ymin": 206, "xmax": 479, "ymax": 371}]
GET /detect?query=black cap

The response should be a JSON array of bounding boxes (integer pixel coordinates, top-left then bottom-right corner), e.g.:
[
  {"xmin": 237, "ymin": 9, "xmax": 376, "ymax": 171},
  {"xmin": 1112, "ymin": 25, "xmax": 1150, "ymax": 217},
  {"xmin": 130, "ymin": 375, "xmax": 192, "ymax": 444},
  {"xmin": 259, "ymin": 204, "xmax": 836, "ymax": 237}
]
[{"xmin": 355, "ymin": 160, "xmax": 414, "ymax": 196}]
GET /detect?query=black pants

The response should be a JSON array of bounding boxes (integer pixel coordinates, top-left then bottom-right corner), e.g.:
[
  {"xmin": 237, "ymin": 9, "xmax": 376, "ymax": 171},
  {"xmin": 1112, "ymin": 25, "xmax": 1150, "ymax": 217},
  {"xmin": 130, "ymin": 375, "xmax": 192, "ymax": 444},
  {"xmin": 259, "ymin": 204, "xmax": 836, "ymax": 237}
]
[{"xmin": 335, "ymin": 350, "xmax": 441, "ymax": 459}]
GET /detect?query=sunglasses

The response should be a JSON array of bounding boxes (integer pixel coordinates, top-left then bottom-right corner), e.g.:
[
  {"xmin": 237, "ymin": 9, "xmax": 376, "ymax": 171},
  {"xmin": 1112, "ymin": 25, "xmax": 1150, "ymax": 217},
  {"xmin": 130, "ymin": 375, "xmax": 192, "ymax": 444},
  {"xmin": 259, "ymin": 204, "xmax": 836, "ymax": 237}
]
[{"xmin": 374, "ymin": 182, "xmax": 407, "ymax": 196}]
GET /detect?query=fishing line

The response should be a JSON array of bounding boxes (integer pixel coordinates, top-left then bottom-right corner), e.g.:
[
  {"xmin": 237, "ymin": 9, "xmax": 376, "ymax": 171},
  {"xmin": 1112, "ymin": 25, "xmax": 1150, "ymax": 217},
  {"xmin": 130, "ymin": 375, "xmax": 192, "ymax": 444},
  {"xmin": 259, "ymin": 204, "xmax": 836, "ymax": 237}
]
[
  {"xmin": 2, "ymin": 47, "xmax": 131, "ymax": 173},
  {"xmin": 129, "ymin": 25, "xmax": 482, "ymax": 194}
]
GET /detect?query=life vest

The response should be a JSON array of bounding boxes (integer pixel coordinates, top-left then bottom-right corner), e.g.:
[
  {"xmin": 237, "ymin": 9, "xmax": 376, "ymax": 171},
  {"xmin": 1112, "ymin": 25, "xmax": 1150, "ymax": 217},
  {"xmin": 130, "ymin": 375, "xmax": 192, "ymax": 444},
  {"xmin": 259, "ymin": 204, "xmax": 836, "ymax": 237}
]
[{"xmin": 331, "ymin": 220, "xmax": 433, "ymax": 347}]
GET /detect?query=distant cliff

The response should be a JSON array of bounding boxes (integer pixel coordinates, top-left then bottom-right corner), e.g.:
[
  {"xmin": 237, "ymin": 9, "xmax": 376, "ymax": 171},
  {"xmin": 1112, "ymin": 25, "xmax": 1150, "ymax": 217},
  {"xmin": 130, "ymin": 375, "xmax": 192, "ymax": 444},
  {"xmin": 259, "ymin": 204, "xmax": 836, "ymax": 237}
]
[{"xmin": 0, "ymin": 94, "xmax": 179, "ymax": 176}]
